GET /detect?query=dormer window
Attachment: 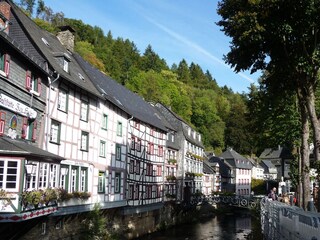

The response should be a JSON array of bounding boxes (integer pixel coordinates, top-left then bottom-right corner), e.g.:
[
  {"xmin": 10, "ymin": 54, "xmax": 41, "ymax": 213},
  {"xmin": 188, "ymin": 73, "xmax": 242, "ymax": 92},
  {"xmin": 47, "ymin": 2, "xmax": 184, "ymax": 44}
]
[
  {"xmin": 63, "ymin": 58, "xmax": 69, "ymax": 72},
  {"xmin": 188, "ymin": 127, "xmax": 191, "ymax": 136}
]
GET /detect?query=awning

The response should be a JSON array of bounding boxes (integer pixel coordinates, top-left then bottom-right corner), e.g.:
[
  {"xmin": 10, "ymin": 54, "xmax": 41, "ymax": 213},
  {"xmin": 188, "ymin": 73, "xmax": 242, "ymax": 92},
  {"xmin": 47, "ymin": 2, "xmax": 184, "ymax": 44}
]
[{"xmin": 0, "ymin": 137, "xmax": 64, "ymax": 162}]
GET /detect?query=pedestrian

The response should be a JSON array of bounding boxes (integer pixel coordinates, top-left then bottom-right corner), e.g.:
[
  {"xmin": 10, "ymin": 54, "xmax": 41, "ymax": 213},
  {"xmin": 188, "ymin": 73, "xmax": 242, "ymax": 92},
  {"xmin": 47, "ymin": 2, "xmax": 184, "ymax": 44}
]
[{"xmin": 268, "ymin": 187, "xmax": 278, "ymax": 201}]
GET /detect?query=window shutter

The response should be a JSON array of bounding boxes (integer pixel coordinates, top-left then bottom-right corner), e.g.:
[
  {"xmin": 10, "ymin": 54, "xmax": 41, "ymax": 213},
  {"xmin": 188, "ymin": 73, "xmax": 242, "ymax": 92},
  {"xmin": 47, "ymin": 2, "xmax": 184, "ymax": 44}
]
[
  {"xmin": 4, "ymin": 54, "xmax": 10, "ymax": 76},
  {"xmin": 32, "ymin": 120, "xmax": 37, "ymax": 142},
  {"xmin": 26, "ymin": 71, "xmax": 31, "ymax": 90},
  {"xmin": 0, "ymin": 111, "xmax": 6, "ymax": 135},
  {"xmin": 21, "ymin": 117, "xmax": 28, "ymax": 139},
  {"xmin": 37, "ymin": 77, "xmax": 42, "ymax": 95}
]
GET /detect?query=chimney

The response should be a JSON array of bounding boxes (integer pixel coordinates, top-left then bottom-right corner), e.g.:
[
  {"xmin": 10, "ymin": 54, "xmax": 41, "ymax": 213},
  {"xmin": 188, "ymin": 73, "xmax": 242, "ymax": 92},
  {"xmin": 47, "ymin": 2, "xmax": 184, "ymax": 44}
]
[
  {"xmin": 56, "ymin": 26, "xmax": 75, "ymax": 52},
  {"xmin": 0, "ymin": 2, "xmax": 11, "ymax": 34}
]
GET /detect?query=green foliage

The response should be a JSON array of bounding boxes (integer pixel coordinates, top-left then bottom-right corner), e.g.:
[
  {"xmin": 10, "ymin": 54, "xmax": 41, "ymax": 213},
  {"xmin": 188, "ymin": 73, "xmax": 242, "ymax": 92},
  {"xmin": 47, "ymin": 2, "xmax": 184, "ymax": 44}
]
[
  {"xmin": 80, "ymin": 204, "xmax": 107, "ymax": 240},
  {"xmin": 251, "ymin": 178, "xmax": 266, "ymax": 195},
  {"xmin": 21, "ymin": 1, "xmax": 265, "ymax": 155}
]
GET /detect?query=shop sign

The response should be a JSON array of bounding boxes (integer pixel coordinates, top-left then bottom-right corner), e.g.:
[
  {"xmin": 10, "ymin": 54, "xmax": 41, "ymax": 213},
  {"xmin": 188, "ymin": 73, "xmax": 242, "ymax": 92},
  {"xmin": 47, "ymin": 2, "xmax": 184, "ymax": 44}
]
[{"xmin": 0, "ymin": 93, "xmax": 37, "ymax": 119}]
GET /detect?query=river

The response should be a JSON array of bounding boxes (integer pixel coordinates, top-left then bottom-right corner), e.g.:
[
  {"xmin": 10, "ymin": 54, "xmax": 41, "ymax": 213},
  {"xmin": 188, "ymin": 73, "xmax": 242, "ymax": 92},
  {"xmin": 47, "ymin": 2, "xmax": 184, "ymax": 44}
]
[{"xmin": 139, "ymin": 209, "xmax": 263, "ymax": 240}]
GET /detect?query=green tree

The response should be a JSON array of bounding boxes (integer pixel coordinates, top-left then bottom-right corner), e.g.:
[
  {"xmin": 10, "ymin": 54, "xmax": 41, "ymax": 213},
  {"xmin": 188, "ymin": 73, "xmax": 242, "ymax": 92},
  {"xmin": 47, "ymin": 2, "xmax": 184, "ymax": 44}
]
[
  {"xmin": 176, "ymin": 59, "xmax": 191, "ymax": 84},
  {"xmin": 217, "ymin": 0, "xmax": 320, "ymax": 209},
  {"xmin": 140, "ymin": 45, "xmax": 168, "ymax": 72}
]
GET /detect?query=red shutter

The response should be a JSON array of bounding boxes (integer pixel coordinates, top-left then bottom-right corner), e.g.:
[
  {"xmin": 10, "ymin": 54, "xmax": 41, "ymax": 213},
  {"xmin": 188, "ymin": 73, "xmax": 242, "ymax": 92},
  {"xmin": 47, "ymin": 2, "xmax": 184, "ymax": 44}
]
[
  {"xmin": 0, "ymin": 112, "xmax": 6, "ymax": 135},
  {"xmin": 26, "ymin": 71, "xmax": 31, "ymax": 90},
  {"xmin": 37, "ymin": 77, "xmax": 42, "ymax": 95},
  {"xmin": 31, "ymin": 120, "xmax": 37, "ymax": 142},
  {"xmin": 4, "ymin": 54, "xmax": 10, "ymax": 76},
  {"xmin": 21, "ymin": 117, "xmax": 28, "ymax": 139}
]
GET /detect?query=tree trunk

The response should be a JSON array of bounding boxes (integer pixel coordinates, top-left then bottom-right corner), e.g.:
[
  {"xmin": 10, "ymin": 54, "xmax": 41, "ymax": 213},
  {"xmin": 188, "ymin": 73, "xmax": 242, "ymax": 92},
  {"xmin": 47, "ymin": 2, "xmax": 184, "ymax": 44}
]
[{"xmin": 297, "ymin": 85, "xmax": 311, "ymax": 210}]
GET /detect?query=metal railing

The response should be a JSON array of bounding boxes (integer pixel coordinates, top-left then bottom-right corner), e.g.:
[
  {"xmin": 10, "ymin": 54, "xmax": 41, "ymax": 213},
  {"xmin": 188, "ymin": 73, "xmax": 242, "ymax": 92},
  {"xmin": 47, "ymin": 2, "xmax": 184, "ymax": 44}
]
[{"xmin": 260, "ymin": 197, "xmax": 320, "ymax": 240}]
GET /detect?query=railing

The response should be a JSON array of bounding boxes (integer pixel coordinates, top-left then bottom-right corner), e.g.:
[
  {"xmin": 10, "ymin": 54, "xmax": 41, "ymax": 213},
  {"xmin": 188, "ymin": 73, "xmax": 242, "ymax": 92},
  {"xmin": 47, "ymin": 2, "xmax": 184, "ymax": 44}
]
[
  {"xmin": 182, "ymin": 195, "xmax": 261, "ymax": 209},
  {"xmin": 260, "ymin": 197, "xmax": 320, "ymax": 240}
]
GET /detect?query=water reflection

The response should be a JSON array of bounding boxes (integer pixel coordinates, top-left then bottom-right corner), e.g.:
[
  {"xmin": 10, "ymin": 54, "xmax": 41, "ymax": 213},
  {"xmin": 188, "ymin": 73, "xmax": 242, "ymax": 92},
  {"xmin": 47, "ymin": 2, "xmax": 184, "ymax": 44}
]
[{"xmin": 139, "ymin": 209, "xmax": 262, "ymax": 240}]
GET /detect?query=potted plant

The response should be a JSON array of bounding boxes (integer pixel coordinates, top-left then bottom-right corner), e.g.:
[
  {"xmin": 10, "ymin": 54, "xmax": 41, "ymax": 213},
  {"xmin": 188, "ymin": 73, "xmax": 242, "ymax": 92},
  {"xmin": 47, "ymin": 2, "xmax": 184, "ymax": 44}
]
[{"xmin": 44, "ymin": 188, "xmax": 57, "ymax": 205}]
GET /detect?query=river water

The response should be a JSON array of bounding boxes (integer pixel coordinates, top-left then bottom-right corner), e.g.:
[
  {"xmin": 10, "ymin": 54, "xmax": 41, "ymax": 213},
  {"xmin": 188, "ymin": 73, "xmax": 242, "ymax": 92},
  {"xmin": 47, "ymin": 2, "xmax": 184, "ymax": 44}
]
[{"xmin": 139, "ymin": 209, "xmax": 263, "ymax": 240}]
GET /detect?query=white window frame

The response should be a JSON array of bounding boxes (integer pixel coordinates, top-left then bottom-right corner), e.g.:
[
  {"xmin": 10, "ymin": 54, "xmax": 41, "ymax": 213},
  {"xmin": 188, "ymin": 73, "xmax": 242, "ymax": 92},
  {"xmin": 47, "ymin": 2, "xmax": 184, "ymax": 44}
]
[
  {"xmin": 102, "ymin": 114, "xmax": 108, "ymax": 130},
  {"xmin": 99, "ymin": 140, "xmax": 106, "ymax": 157},
  {"xmin": 81, "ymin": 131, "xmax": 89, "ymax": 151},
  {"xmin": 0, "ymin": 159, "xmax": 20, "ymax": 191},
  {"xmin": 80, "ymin": 101, "xmax": 89, "ymax": 122},
  {"xmin": 58, "ymin": 88, "xmax": 68, "ymax": 112},
  {"xmin": 98, "ymin": 172, "xmax": 105, "ymax": 193},
  {"xmin": 50, "ymin": 120, "xmax": 61, "ymax": 144},
  {"xmin": 116, "ymin": 121, "xmax": 122, "ymax": 136}
]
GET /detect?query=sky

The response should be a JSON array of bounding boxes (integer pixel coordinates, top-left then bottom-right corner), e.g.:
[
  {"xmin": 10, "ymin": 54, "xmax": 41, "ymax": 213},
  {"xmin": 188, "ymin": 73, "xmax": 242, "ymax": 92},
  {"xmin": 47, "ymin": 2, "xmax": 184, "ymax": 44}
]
[{"xmin": 43, "ymin": 0, "xmax": 261, "ymax": 93}]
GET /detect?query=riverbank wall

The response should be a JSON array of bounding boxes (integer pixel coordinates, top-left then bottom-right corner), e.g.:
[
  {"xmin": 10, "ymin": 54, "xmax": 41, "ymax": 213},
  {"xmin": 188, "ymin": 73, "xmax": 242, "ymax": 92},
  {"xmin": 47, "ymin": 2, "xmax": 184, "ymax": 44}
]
[{"xmin": 5, "ymin": 202, "xmax": 218, "ymax": 239}]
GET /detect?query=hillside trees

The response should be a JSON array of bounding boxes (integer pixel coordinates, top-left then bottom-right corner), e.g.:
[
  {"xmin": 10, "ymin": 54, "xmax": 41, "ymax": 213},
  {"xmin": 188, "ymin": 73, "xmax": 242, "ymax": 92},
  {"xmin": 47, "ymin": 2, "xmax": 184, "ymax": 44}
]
[{"xmin": 19, "ymin": 0, "xmax": 254, "ymax": 154}]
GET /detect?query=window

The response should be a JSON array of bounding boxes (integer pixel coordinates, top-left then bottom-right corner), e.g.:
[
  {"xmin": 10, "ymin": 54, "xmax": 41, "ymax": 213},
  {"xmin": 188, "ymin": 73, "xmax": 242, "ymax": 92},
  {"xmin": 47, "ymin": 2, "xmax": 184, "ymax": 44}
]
[
  {"xmin": 98, "ymin": 172, "xmax": 105, "ymax": 193},
  {"xmin": 158, "ymin": 146, "xmax": 163, "ymax": 157},
  {"xmin": 102, "ymin": 114, "xmax": 108, "ymax": 129},
  {"xmin": 146, "ymin": 163, "xmax": 153, "ymax": 176},
  {"xmin": 81, "ymin": 131, "xmax": 89, "ymax": 151},
  {"xmin": 0, "ymin": 160, "xmax": 19, "ymax": 191},
  {"xmin": 134, "ymin": 121, "xmax": 140, "ymax": 129},
  {"xmin": 58, "ymin": 89, "xmax": 68, "ymax": 112},
  {"xmin": 146, "ymin": 185, "xmax": 152, "ymax": 199},
  {"xmin": 99, "ymin": 140, "xmax": 106, "ymax": 157},
  {"xmin": 115, "ymin": 144, "xmax": 121, "ymax": 160},
  {"xmin": 157, "ymin": 165, "xmax": 162, "ymax": 176},
  {"xmin": 63, "ymin": 58, "xmax": 69, "ymax": 72},
  {"xmin": 128, "ymin": 185, "xmax": 134, "ymax": 200},
  {"xmin": 115, "ymin": 173, "xmax": 120, "ymax": 193},
  {"xmin": 131, "ymin": 135, "xmax": 135, "ymax": 149},
  {"xmin": 80, "ymin": 168, "xmax": 87, "ymax": 192},
  {"xmin": 50, "ymin": 164, "xmax": 58, "ymax": 187},
  {"xmin": 21, "ymin": 118, "xmax": 37, "ymax": 142},
  {"xmin": 134, "ymin": 184, "xmax": 139, "ymax": 199},
  {"xmin": 129, "ymin": 160, "xmax": 134, "ymax": 173},
  {"xmin": 148, "ymin": 143, "xmax": 154, "ymax": 154},
  {"xmin": 70, "ymin": 167, "xmax": 77, "ymax": 192},
  {"xmin": 0, "ymin": 111, "xmax": 5, "ymax": 135},
  {"xmin": 0, "ymin": 51, "xmax": 10, "ymax": 77},
  {"xmin": 117, "ymin": 121, "xmax": 122, "ymax": 136},
  {"xmin": 59, "ymin": 166, "xmax": 68, "ymax": 189},
  {"xmin": 136, "ymin": 138, "xmax": 141, "ymax": 152},
  {"xmin": 38, "ymin": 163, "xmax": 49, "ymax": 188},
  {"xmin": 80, "ymin": 101, "xmax": 89, "ymax": 121},
  {"xmin": 50, "ymin": 120, "xmax": 61, "ymax": 144},
  {"xmin": 135, "ymin": 160, "xmax": 140, "ymax": 174},
  {"xmin": 25, "ymin": 71, "xmax": 41, "ymax": 95}
]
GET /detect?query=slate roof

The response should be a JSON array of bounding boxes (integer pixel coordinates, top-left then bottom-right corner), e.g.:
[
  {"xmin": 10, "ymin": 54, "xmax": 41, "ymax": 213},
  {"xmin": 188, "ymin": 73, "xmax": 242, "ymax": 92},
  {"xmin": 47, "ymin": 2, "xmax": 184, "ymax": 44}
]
[
  {"xmin": 259, "ymin": 147, "xmax": 292, "ymax": 160},
  {"xmin": 261, "ymin": 160, "xmax": 277, "ymax": 174},
  {"xmin": 208, "ymin": 156, "xmax": 232, "ymax": 178},
  {"xmin": 203, "ymin": 160, "xmax": 216, "ymax": 174},
  {"xmin": 154, "ymin": 103, "xmax": 204, "ymax": 148},
  {"xmin": 218, "ymin": 148, "xmax": 252, "ymax": 169},
  {"xmin": 8, "ymin": 1, "xmax": 101, "ymax": 97},
  {"xmin": 0, "ymin": 31, "xmax": 48, "ymax": 75},
  {"xmin": 0, "ymin": 137, "xmax": 64, "ymax": 162},
  {"xmin": 73, "ymin": 53, "xmax": 167, "ymax": 132}
]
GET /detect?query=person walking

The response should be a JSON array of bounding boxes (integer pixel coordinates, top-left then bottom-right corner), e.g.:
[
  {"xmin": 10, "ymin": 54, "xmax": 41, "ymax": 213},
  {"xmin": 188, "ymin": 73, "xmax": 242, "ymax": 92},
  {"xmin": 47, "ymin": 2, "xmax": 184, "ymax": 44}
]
[{"xmin": 268, "ymin": 187, "xmax": 278, "ymax": 201}]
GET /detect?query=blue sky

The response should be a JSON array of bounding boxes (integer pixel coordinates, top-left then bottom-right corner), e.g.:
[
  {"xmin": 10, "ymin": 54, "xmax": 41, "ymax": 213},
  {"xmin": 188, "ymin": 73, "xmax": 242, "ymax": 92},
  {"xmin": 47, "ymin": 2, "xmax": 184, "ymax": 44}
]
[{"xmin": 43, "ymin": 0, "xmax": 261, "ymax": 93}]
